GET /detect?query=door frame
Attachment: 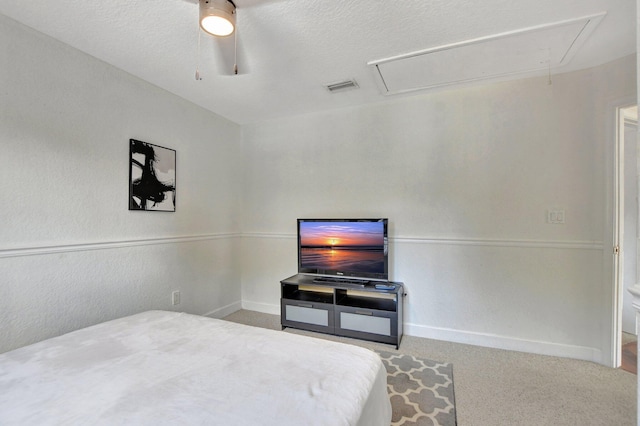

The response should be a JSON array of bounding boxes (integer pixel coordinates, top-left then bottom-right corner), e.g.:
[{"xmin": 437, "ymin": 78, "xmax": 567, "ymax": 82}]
[{"xmin": 610, "ymin": 99, "xmax": 637, "ymax": 368}]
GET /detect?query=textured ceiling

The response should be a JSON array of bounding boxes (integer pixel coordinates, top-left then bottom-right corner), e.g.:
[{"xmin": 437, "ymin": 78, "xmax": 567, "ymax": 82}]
[{"xmin": 0, "ymin": 0, "xmax": 635, "ymax": 124}]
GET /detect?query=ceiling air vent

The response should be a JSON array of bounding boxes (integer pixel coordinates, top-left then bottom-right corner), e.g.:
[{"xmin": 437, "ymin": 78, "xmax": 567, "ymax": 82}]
[{"xmin": 325, "ymin": 79, "xmax": 359, "ymax": 92}]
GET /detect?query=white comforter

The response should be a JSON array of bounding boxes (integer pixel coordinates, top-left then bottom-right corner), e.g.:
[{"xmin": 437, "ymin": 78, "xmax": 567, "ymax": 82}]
[{"xmin": 0, "ymin": 310, "xmax": 391, "ymax": 425}]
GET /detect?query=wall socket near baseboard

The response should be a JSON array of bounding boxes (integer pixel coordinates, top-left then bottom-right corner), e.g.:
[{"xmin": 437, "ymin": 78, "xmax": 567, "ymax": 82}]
[
  {"xmin": 172, "ymin": 290, "xmax": 181, "ymax": 306},
  {"xmin": 547, "ymin": 209, "xmax": 565, "ymax": 224}
]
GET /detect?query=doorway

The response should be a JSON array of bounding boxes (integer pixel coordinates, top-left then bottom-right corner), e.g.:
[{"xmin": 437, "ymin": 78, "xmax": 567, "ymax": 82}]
[{"xmin": 617, "ymin": 104, "xmax": 638, "ymax": 372}]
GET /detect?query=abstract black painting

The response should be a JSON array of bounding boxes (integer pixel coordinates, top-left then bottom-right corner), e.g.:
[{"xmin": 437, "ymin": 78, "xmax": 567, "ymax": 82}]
[{"xmin": 129, "ymin": 139, "xmax": 176, "ymax": 212}]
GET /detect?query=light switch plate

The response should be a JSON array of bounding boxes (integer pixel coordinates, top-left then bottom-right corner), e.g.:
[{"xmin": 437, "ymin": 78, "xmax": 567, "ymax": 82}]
[{"xmin": 547, "ymin": 209, "xmax": 565, "ymax": 224}]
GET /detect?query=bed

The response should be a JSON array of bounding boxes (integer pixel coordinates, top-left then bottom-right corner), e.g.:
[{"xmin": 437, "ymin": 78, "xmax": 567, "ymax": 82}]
[{"xmin": 0, "ymin": 310, "xmax": 391, "ymax": 425}]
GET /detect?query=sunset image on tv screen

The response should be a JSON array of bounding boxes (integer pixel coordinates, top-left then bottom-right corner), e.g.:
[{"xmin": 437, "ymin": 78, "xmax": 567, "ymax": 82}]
[{"xmin": 299, "ymin": 221, "xmax": 385, "ymax": 274}]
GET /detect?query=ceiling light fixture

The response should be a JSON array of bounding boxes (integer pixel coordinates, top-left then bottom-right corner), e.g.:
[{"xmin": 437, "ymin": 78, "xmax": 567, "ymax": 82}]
[{"xmin": 199, "ymin": 0, "xmax": 236, "ymax": 37}]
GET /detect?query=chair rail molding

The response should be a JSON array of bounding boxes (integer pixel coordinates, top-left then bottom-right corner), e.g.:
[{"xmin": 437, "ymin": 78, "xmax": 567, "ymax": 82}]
[{"xmin": 0, "ymin": 233, "xmax": 240, "ymax": 259}]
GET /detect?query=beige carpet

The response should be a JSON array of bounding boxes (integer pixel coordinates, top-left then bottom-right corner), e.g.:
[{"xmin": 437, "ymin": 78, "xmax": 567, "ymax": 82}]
[{"xmin": 223, "ymin": 310, "xmax": 637, "ymax": 426}]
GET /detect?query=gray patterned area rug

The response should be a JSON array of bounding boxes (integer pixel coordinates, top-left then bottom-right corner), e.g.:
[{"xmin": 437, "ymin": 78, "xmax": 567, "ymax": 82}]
[{"xmin": 376, "ymin": 350, "xmax": 457, "ymax": 426}]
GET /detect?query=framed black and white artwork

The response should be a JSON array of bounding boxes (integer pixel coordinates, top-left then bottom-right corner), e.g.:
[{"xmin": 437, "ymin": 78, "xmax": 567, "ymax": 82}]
[{"xmin": 129, "ymin": 139, "xmax": 176, "ymax": 212}]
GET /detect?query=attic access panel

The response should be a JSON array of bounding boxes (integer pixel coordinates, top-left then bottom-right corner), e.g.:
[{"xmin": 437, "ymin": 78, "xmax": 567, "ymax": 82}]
[{"xmin": 369, "ymin": 13, "xmax": 606, "ymax": 95}]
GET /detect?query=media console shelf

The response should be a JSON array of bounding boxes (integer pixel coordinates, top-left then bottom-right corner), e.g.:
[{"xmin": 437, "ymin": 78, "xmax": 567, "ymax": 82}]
[{"xmin": 280, "ymin": 274, "xmax": 404, "ymax": 349}]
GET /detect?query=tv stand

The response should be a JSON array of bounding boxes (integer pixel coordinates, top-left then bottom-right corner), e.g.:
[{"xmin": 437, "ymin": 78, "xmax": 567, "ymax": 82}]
[
  {"xmin": 280, "ymin": 274, "xmax": 404, "ymax": 349},
  {"xmin": 312, "ymin": 276, "xmax": 369, "ymax": 287}
]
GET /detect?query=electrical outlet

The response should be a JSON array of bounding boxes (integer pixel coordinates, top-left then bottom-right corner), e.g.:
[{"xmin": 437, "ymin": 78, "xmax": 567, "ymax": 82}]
[{"xmin": 172, "ymin": 290, "xmax": 180, "ymax": 306}]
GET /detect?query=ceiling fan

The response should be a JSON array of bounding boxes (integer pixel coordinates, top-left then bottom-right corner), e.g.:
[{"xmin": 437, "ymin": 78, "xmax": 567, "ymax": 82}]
[
  {"xmin": 185, "ymin": 0, "xmax": 275, "ymax": 77},
  {"xmin": 186, "ymin": 0, "xmax": 287, "ymax": 77},
  {"xmin": 194, "ymin": 0, "xmax": 240, "ymax": 77}
]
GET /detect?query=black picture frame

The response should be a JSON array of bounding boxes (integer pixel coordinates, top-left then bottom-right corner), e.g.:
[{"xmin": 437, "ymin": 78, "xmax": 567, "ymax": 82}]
[{"xmin": 129, "ymin": 139, "xmax": 176, "ymax": 212}]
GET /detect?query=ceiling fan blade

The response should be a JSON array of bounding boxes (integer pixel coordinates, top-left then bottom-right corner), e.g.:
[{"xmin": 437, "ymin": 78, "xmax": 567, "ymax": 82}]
[
  {"xmin": 189, "ymin": 0, "xmax": 276, "ymax": 76},
  {"xmin": 212, "ymin": 30, "xmax": 248, "ymax": 75}
]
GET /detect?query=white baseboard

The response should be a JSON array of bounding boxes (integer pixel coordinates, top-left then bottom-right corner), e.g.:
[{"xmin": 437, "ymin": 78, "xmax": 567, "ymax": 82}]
[
  {"xmin": 405, "ymin": 322, "xmax": 602, "ymax": 363},
  {"xmin": 241, "ymin": 300, "xmax": 281, "ymax": 316},
  {"xmin": 218, "ymin": 302, "xmax": 602, "ymax": 363},
  {"xmin": 203, "ymin": 301, "xmax": 243, "ymax": 319}
]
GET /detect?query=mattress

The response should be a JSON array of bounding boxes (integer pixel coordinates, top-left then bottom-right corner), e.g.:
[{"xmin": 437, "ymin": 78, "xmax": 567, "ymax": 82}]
[{"xmin": 0, "ymin": 310, "xmax": 391, "ymax": 425}]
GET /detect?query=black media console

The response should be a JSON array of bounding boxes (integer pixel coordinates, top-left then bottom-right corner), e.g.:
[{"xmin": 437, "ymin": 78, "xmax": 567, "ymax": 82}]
[{"xmin": 280, "ymin": 274, "xmax": 405, "ymax": 349}]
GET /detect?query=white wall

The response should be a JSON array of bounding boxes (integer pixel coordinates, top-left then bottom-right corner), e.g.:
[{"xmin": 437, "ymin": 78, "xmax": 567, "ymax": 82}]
[
  {"xmin": 0, "ymin": 15, "xmax": 242, "ymax": 353},
  {"xmin": 240, "ymin": 55, "xmax": 636, "ymax": 363}
]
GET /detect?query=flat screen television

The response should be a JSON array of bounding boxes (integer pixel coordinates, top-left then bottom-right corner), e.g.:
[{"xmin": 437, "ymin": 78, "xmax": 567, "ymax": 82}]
[{"xmin": 297, "ymin": 218, "xmax": 388, "ymax": 282}]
